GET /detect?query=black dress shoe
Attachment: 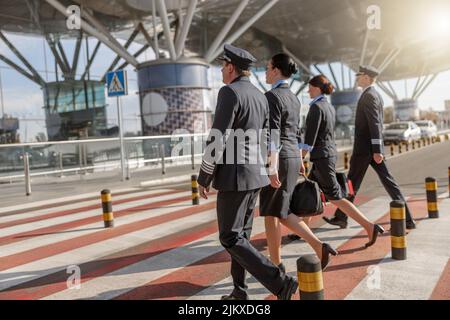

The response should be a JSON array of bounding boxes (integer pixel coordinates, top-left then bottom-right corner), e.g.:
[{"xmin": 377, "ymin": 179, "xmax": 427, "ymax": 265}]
[
  {"xmin": 321, "ymin": 243, "xmax": 338, "ymax": 270},
  {"xmin": 322, "ymin": 216, "xmax": 348, "ymax": 229},
  {"xmin": 278, "ymin": 263, "xmax": 286, "ymax": 274},
  {"xmin": 221, "ymin": 293, "xmax": 249, "ymax": 300},
  {"xmin": 406, "ymin": 220, "xmax": 417, "ymax": 230},
  {"xmin": 277, "ymin": 276, "xmax": 298, "ymax": 300},
  {"xmin": 364, "ymin": 224, "xmax": 385, "ymax": 248}
]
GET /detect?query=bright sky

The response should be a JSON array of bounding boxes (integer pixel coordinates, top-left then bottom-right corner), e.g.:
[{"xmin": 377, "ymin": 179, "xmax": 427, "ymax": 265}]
[{"xmin": 1, "ymin": 33, "xmax": 449, "ymax": 142}]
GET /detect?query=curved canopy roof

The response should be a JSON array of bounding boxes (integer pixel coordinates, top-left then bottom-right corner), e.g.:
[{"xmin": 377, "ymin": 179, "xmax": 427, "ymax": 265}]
[{"xmin": 1, "ymin": 0, "xmax": 449, "ymax": 81}]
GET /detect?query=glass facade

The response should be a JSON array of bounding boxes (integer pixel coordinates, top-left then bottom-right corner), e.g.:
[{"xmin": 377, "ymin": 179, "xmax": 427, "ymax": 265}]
[
  {"xmin": 43, "ymin": 80, "xmax": 108, "ymax": 141},
  {"xmin": 44, "ymin": 80, "xmax": 106, "ymax": 114}
]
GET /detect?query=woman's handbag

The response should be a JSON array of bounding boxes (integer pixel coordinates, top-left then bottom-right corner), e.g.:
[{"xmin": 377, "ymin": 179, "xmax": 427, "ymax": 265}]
[{"xmin": 289, "ymin": 175, "xmax": 324, "ymax": 217}]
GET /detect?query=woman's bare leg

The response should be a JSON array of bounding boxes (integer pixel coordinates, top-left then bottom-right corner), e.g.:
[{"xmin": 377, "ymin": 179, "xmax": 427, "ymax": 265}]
[
  {"xmin": 330, "ymin": 199, "xmax": 375, "ymax": 241},
  {"xmin": 280, "ymin": 214, "xmax": 324, "ymax": 259},
  {"xmin": 264, "ymin": 216, "xmax": 282, "ymax": 265},
  {"xmin": 302, "ymin": 217, "xmax": 312, "ymax": 227}
]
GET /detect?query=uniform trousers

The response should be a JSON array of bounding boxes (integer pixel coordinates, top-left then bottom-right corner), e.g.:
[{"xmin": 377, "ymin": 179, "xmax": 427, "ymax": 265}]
[
  {"xmin": 217, "ymin": 189, "xmax": 287, "ymax": 298},
  {"xmin": 334, "ymin": 154, "xmax": 414, "ymax": 223}
]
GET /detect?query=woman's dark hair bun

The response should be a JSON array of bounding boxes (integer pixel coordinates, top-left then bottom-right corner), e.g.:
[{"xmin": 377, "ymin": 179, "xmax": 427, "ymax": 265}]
[
  {"xmin": 289, "ymin": 62, "xmax": 298, "ymax": 75},
  {"xmin": 271, "ymin": 53, "xmax": 297, "ymax": 78},
  {"xmin": 308, "ymin": 75, "xmax": 335, "ymax": 95},
  {"xmin": 323, "ymin": 82, "xmax": 334, "ymax": 95}
]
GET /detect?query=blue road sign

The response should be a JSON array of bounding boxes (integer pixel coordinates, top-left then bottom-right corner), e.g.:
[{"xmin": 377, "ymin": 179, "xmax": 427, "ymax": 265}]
[{"xmin": 106, "ymin": 70, "xmax": 128, "ymax": 97}]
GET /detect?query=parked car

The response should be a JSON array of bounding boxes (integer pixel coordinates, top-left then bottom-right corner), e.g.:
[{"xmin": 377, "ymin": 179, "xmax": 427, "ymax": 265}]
[
  {"xmin": 414, "ymin": 120, "xmax": 438, "ymax": 139},
  {"xmin": 383, "ymin": 122, "xmax": 422, "ymax": 145}
]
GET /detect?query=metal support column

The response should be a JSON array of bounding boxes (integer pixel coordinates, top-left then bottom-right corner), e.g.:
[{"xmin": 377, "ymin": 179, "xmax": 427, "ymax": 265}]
[
  {"xmin": 204, "ymin": 0, "xmax": 249, "ymax": 62},
  {"xmin": 156, "ymin": 0, "xmax": 177, "ymax": 60},
  {"xmin": 45, "ymin": 0, "xmax": 138, "ymax": 67},
  {"xmin": 210, "ymin": 0, "xmax": 280, "ymax": 61},
  {"xmin": 175, "ymin": 0, "xmax": 198, "ymax": 58}
]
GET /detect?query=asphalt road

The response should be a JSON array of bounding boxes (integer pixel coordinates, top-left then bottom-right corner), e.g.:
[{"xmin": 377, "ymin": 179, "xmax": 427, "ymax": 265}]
[{"xmin": 357, "ymin": 139, "xmax": 450, "ymax": 199}]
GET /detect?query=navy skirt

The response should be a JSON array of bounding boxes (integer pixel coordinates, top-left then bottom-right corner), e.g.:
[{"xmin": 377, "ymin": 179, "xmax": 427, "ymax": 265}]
[{"xmin": 259, "ymin": 157, "xmax": 301, "ymax": 219}]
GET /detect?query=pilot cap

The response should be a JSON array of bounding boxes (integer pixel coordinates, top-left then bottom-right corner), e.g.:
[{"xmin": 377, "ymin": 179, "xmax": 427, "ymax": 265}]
[
  {"xmin": 356, "ymin": 65, "xmax": 380, "ymax": 78},
  {"xmin": 217, "ymin": 44, "xmax": 257, "ymax": 70}
]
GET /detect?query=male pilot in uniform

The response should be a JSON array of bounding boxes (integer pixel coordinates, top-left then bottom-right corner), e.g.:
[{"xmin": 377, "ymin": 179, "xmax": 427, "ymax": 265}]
[
  {"xmin": 197, "ymin": 44, "xmax": 298, "ymax": 300},
  {"xmin": 323, "ymin": 65, "xmax": 417, "ymax": 230}
]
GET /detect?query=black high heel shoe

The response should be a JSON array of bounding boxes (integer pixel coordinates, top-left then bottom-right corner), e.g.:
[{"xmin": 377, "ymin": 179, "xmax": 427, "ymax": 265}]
[
  {"xmin": 321, "ymin": 243, "xmax": 338, "ymax": 270},
  {"xmin": 365, "ymin": 224, "xmax": 385, "ymax": 248}
]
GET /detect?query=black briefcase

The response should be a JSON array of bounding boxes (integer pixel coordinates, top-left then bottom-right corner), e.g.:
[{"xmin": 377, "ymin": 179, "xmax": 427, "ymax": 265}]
[{"xmin": 289, "ymin": 176, "xmax": 324, "ymax": 217}]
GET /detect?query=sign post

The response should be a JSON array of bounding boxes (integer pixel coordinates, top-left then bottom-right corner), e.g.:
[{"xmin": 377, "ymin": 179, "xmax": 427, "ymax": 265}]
[{"xmin": 106, "ymin": 70, "xmax": 128, "ymax": 181}]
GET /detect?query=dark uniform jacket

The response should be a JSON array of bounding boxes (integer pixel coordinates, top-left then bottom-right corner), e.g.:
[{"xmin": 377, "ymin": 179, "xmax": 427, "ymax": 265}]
[
  {"xmin": 197, "ymin": 76, "xmax": 270, "ymax": 192},
  {"xmin": 353, "ymin": 86, "xmax": 384, "ymax": 155},
  {"xmin": 304, "ymin": 97, "xmax": 337, "ymax": 160},
  {"xmin": 266, "ymin": 83, "xmax": 302, "ymax": 158}
]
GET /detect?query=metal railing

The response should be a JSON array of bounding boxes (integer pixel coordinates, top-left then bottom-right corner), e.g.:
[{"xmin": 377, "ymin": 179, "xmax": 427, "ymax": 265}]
[
  {"xmin": 0, "ymin": 133, "xmax": 209, "ymax": 188},
  {"xmin": 3, "ymin": 128, "xmax": 448, "ymax": 195},
  {"xmin": 0, "ymin": 132, "xmax": 365, "ymax": 183}
]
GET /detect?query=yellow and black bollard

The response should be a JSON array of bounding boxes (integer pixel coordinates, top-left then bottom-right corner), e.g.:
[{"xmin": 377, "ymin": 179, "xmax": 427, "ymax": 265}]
[
  {"xmin": 297, "ymin": 254, "xmax": 324, "ymax": 300},
  {"xmin": 191, "ymin": 175, "xmax": 200, "ymax": 205},
  {"xmin": 390, "ymin": 144, "xmax": 394, "ymax": 156},
  {"xmin": 101, "ymin": 189, "xmax": 114, "ymax": 228},
  {"xmin": 344, "ymin": 152, "xmax": 349, "ymax": 170},
  {"xmin": 398, "ymin": 143, "xmax": 402, "ymax": 154},
  {"xmin": 390, "ymin": 200, "xmax": 407, "ymax": 260},
  {"xmin": 405, "ymin": 142, "xmax": 409, "ymax": 152},
  {"xmin": 417, "ymin": 139, "xmax": 421, "ymax": 148},
  {"xmin": 412, "ymin": 140, "xmax": 416, "ymax": 150},
  {"xmin": 426, "ymin": 177, "xmax": 439, "ymax": 218}
]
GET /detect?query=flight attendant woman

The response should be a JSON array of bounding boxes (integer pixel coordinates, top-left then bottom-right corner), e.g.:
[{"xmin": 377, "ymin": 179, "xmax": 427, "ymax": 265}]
[
  {"xmin": 261, "ymin": 53, "xmax": 337, "ymax": 270},
  {"xmin": 303, "ymin": 75, "xmax": 385, "ymax": 247}
]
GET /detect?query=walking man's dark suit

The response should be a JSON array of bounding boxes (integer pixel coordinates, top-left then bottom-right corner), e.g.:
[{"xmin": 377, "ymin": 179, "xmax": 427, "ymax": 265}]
[
  {"xmin": 324, "ymin": 65, "xmax": 417, "ymax": 230},
  {"xmin": 197, "ymin": 44, "xmax": 298, "ymax": 300}
]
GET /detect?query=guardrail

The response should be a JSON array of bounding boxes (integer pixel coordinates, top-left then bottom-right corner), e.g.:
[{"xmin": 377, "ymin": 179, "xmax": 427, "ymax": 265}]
[
  {"xmin": 0, "ymin": 133, "xmax": 209, "ymax": 184},
  {"xmin": 2, "ymin": 130, "xmax": 447, "ymax": 193}
]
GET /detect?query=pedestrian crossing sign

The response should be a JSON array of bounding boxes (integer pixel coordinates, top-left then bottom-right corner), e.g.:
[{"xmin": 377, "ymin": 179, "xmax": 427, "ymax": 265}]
[{"xmin": 106, "ymin": 70, "xmax": 128, "ymax": 97}]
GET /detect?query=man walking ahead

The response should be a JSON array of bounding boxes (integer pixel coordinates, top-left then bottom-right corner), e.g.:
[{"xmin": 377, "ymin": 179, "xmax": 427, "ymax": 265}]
[
  {"xmin": 323, "ymin": 65, "xmax": 417, "ymax": 230},
  {"xmin": 197, "ymin": 44, "xmax": 298, "ymax": 300}
]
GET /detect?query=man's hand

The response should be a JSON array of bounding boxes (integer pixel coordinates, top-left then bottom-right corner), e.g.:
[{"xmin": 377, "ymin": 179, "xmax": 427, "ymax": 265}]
[
  {"xmin": 373, "ymin": 153, "xmax": 384, "ymax": 164},
  {"xmin": 199, "ymin": 185, "xmax": 210, "ymax": 199},
  {"xmin": 269, "ymin": 173, "xmax": 282, "ymax": 189}
]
